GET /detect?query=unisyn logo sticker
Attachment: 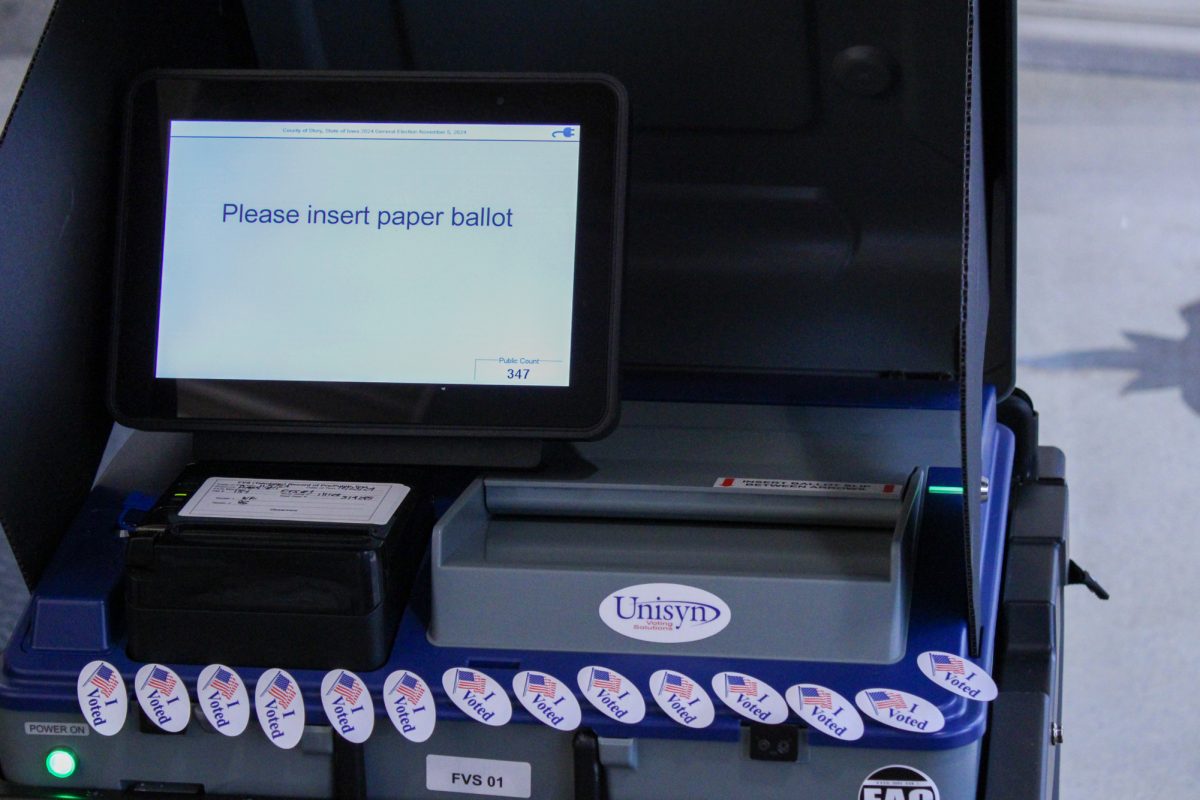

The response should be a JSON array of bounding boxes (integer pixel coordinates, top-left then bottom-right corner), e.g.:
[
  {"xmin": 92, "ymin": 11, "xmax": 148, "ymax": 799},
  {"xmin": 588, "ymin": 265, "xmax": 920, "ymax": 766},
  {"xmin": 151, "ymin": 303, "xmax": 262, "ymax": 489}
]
[{"xmin": 599, "ymin": 583, "xmax": 731, "ymax": 643}]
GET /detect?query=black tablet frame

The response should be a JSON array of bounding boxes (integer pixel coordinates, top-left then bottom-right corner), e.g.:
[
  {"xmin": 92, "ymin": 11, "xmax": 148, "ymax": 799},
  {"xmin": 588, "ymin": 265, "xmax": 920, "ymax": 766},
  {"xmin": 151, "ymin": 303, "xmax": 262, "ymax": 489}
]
[{"xmin": 110, "ymin": 71, "xmax": 625, "ymax": 439}]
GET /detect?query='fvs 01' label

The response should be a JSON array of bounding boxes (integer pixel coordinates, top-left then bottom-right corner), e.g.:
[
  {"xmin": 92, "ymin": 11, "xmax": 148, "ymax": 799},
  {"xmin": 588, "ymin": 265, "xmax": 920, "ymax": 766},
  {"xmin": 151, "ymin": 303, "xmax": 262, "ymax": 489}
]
[
  {"xmin": 598, "ymin": 583, "xmax": 731, "ymax": 643},
  {"xmin": 384, "ymin": 669, "xmax": 436, "ymax": 742},
  {"xmin": 784, "ymin": 683, "xmax": 863, "ymax": 741},
  {"xmin": 321, "ymin": 669, "xmax": 375, "ymax": 743},
  {"xmin": 576, "ymin": 666, "xmax": 645, "ymax": 724},
  {"xmin": 917, "ymin": 651, "xmax": 998, "ymax": 701},
  {"xmin": 513, "ymin": 671, "xmax": 581, "ymax": 732},
  {"xmin": 426, "ymin": 754, "xmax": 531, "ymax": 798},
  {"xmin": 76, "ymin": 661, "xmax": 127, "ymax": 736},
  {"xmin": 197, "ymin": 663, "xmax": 249, "ymax": 736},
  {"xmin": 855, "ymin": 689, "xmax": 945, "ymax": 734},
  {"xmin": 442, "ymin": 669, "xmax": 512, "ymax": 727},
  {"xmin": 255, "ymin": 669, "xmax": 305, "ymax": 749},
  {"xmin": 711, "ymin": 671, "xmax": 789, "ymax": 724},
  {"xmin": 134, "ymin": 664, "xmax": 190, "ymax": 733},
  {"xmin": 649, "ymin": 669, "xmax": 714, "ymax": 729}
]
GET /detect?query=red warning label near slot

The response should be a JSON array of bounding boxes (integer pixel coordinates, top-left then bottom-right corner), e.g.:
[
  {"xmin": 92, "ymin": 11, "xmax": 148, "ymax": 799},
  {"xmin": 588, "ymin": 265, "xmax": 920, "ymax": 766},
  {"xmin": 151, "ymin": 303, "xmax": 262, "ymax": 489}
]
[{"xmin": 713, "ymin": 477, "xmax": 899, "ymax": 497}]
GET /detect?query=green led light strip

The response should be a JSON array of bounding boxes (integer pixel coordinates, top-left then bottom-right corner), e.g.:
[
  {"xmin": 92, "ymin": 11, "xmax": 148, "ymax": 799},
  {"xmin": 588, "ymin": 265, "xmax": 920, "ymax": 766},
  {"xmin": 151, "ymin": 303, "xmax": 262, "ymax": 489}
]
[{"xmin": 928, "ymin": 486, "xmax": 964, "ymax": 495}]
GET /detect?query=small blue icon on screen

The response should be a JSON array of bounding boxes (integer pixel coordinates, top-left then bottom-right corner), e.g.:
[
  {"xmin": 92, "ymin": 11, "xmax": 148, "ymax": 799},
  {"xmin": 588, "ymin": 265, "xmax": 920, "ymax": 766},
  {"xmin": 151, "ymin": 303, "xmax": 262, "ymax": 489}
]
[{"xmin": 552, "ymin": 127, "xmax": 576, "ymax": 139}]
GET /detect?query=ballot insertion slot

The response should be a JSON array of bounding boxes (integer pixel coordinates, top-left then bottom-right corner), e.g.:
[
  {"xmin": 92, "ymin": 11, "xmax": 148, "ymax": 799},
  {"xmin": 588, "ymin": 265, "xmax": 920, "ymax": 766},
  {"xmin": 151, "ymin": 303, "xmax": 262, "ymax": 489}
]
[{"xmin": 430, "ymin": 469, "xmax": 925, "ymax": 663}]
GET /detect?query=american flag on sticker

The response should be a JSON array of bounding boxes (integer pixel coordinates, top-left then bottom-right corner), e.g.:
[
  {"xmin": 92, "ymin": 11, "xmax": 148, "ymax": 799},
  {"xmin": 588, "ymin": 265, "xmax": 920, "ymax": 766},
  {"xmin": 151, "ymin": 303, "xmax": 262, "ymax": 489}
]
[
  {"xmin": 89, "ymin": 664, "xmax": 120, "ymax": 698},
  {"xmin": 526, "ymin": 674, "xmax": 557, "ymax": 698},
  {"xmin": 867, "ymin": 690, "xmax": 907, "ymax": 713},
  {"xmin": 456, "ymin": 670, "xmax": 487, "ymax": 694},
  {"xmin": 146, "ymin": 666, "xmax": 176, "ymax": 695},
  {"xmin": 726, "ymin": 674, "xmax": 758, "ymax": 697},
  {"xmin": 800, "ymin": 686, "xmax": 832, "ymax": 709},
  {"xmin": 591, "ymin": 669, "xmax": 621, "ymax": 692},
  {"xmin": 663, "ymin": 673, "xmax": 693, "ymax": 699},
  {"xmin": 332, "ymin": 672, "xmax": 362, "ymax": 704},
  {"xmin": 209, "ymin": 668, "xmax": 239, "ymax": 700},
  {"xmin": 931, "ymin": 654, "xmax": 966, "ymax": 674},
  {"xmin": 393, "ymin": 673, "xmax": 424, "ymax": 704},
  {"xmin": 268, "ymin": 673, "xmax": 297, "ymax": 708}
]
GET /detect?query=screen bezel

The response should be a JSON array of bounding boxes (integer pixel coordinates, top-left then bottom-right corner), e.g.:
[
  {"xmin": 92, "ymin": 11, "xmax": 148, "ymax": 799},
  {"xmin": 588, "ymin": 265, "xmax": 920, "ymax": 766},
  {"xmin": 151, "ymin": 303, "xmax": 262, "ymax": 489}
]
[{"xmin": 110, "ymin": 71, "xmax": 625, "ymax": 438}]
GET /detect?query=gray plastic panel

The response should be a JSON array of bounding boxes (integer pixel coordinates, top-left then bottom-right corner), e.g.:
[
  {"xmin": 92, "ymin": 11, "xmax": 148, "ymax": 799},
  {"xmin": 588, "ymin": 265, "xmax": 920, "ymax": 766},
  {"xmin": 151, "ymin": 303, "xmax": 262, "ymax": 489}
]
[
  {"xmin": 0, "ymin": 710, "xmax": 980, "ymax": 799},
  {"xmin": 430, "ymin": 402, "xmax": 939, "ymax": 664}
]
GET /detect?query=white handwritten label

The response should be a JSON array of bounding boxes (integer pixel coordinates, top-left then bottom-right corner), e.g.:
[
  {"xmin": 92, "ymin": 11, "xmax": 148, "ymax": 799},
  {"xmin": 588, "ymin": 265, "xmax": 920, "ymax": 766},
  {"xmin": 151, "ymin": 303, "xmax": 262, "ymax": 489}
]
[
  {"xmin": 513, "ymin": 671, "xmax": 581, "ymax": 732},
  {"xmin": 383, "ymin": 669, "xmax": 436, "ymax": 742},
  {"xmin": 197, "ymin": 664, "xmax": 249, "ymax": 736},
  {"xmin": 649, "ymin": 669, "xmax": 714, "ymax": 729},
  {"xmin": 134, "ymin": 664, "xmax": 190, "ymax": 733},
  {"xmin": 917, "ymin": 651, "xmax": 998, "ymax": 701},
  {"xmin": 711, "ymin": 671, "xmax": 788, "ymax": 724},
  {"xmin": 255, "ymin": 669, "xmax": 306, "ymax": 749},
  {"xmin": 785, "ymin": 684, "xmax": 864, "ymax": 741},
  {"xmin": 76, "ymin": 660, "xmax": 127, "ymax": 736},
  {"xmin": 576, "ymin": 666, "xmax": 645, "ymax": 724},
  {"xmin": 179, "ymin": 477, "xmax": 409, "ymax": 525},
  {"xmin": 442, "ymin": 668, "xmax": 512, "ymax": 727},
  {"xmin": 321, "ymin": 669, "xmax": 375, "ymax": 743},
  {"xmin": 426, "ymin": 754, "xmax": 531, "ymax": 798}
]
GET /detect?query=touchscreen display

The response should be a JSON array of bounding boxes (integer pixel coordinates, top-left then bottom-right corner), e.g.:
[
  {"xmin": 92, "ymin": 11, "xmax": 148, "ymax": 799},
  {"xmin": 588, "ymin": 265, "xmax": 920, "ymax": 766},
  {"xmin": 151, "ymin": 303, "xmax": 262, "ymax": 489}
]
[{"xmin": 155, "ymin": 120, "xmax": 582, "ymax": 387}]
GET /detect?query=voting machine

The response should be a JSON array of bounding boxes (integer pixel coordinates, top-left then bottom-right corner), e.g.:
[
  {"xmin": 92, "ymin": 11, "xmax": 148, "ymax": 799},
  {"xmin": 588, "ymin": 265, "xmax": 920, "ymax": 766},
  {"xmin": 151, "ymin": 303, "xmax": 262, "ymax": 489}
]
[{"xmin": 0, "ymin": 2, "xmax": 1081, "ymax": 799}]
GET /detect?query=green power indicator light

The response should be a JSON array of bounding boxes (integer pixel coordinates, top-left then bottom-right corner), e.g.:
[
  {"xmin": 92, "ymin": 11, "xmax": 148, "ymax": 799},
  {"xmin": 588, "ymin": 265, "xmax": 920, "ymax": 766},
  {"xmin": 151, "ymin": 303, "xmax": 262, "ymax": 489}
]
[
  {"xmin": 173, "ymin": 492, "xmax": 189, "ymax": 497},
  {"xmin": 928, "ymin": 485, "xmax": 964, "ymax": 495},
  {"xmin": 45, "ymin": 748, "xmax": 77, "ymax": 779}
]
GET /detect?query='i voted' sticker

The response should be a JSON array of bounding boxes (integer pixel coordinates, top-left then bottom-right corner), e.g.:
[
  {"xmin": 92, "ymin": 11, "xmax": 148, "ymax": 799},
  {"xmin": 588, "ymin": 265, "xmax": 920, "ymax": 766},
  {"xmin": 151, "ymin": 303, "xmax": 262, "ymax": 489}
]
[
  {"xmin": 785, "ymin": 684, "xmax": 864, "ymax": 741},
  {"xmin": 649, "ymin": 670, "xmax": 714, "ymax": 729},
  {"xmin": 576, "ymin": 666, "xmax": 646, "ymax": 724},
  {"xmin": 255, "ymin": 669, "xmax": 305, "ymax": 749},
  {"xmin": 134, "ymin": 664, "xmax": 190, "ymax": 733},
  {"xmin": 917, "ymin": 651, "xmax": 998, "ymax": 701},
  {"xmin": 321, "ymin": 670, "xmax": 375, "ymax": 743},
  {"xmin": 855, "ymin": 688, "xmax": 945, "ymax": 734},
  {"xmin": 513, "ymin": 671, "xmax": 581, "ymax": 732},
  {"xmin": 711, "ymin": 672, "xmax": 788, "ymax": 725},
  {"xmin": 442, "ymin": 668, "xmax": 512, "ymax": 727},
  {"xmin": 197, "ymin": 664, "xmax": 249, "ymax": 736},
  {"xmin": 77, "ymin": 660, "xmax": 128, "ymax": 736},
  {"xmin": 383, "ymin": 669, "xmax": 436, "ymax": 743}
]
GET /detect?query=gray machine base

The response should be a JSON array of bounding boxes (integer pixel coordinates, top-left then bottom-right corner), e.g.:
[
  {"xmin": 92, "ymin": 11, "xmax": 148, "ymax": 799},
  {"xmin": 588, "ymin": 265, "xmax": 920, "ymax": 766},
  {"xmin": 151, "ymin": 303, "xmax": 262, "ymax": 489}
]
[{"xmin": 0, "ymin": 708, "xmax": 978, "ymax": 800}]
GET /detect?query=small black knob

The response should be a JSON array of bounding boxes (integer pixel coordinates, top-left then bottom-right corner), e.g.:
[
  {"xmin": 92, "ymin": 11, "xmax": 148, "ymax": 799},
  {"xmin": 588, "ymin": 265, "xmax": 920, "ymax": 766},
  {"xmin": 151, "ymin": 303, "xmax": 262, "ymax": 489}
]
[{"xmin": 833, "ymin": 45, "xmax": 896, "ymax": 96}]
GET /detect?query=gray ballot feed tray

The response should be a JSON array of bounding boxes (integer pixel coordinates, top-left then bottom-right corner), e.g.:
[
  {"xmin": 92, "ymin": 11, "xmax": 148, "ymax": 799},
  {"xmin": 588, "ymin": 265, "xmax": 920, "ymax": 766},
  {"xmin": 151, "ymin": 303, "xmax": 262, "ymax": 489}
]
[{"xmin": 429, "ymin": 466, "xmax": 924, "ymax": 663}]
